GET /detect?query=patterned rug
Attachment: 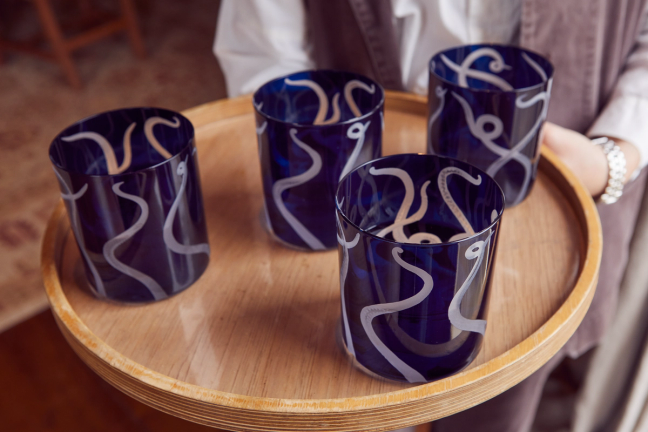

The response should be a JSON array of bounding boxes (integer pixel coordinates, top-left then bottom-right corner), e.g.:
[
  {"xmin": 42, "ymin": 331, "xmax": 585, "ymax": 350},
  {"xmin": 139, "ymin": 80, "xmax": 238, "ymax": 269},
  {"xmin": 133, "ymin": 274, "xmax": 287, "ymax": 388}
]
[{"xmin": 0, "ymin": 0, "xmax": 225, "ymax": 332}]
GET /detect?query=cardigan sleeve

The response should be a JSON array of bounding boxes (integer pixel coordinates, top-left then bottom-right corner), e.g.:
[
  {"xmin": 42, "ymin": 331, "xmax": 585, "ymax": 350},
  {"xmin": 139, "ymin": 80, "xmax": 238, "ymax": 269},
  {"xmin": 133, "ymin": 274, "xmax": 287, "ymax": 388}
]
[{"xmin": 588, "ymin": 3, "xmax": 648, "ymax": 171}]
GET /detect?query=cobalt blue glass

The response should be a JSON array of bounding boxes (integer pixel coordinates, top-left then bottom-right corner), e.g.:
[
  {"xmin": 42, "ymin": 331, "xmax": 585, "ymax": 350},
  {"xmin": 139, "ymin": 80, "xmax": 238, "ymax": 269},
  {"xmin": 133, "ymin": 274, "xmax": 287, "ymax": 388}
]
[
  {"xmin": 49, "ymin": 107, "xmax": 210, "ymax": 303},
  {"xmin": 254, "ymin": 70, "xmax": 384, "ymax": 251},
  {"xmin": 427, "ymin": 44, "xmax": 553, "ymax": 207},
  {"xmin": 335, "ymin": 154, "xmax": 504, "ymax": 382}
]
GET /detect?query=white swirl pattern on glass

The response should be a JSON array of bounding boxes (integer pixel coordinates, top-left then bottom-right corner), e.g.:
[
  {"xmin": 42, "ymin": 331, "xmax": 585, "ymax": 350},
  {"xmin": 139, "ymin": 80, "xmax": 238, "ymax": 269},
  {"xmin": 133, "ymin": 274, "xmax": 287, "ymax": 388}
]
[
  {"xmin": 62, "ymin": 114, "xmax": 183, "ymax": 176},
  {"xmin": 284, "ymin": 78, "xmax": 377, "ymax": 125},
  {"xmin": 54, "ymin": 171, "xmax": 106, "ymax": 297},
  {"xmin": 255, "ymin": 121, "xmax": 267, "ymax": 143},
  {"xmin": 144, "ymin": 116, "xmax": 181, "ymax": 160},
  {"xmin": 370, "ymin": 167, "xmax": 439, "ymax": 244},
  {"xmin": 254, "ymin": 119, "xmax": 272, "ymax": 229},
  {"xmin": 437, "ymin": 167, "xmax": 481, "ymax": 241},
  {"xmin": 272, "ymin": 129, "xmax": 325, "ymax": 250},
  {"xmin": 103, "ymin": 182, "xmax": 167, "ymax": 301},
  {"xmin": 427, "ymin": 86, "xmax": 447, "ymax": 155},
  {"xmin": 448, "ymin": 232, "xmax": 493, "ymax": 335},
  {"xmin": 361, "ymin": 247, "xmax": 433, "ymax": 383},
  {"xmin": 369, "ymin": 166, "xmax": 481, "ymax": 244},
  {"xmin": 284, "ymin": 78, "xmax": 340, "ymax": 125},
  {"xmin": 61, "ymin": 123, "xmax": 135, "ymax": 175},
  {"xmin": 337, "ymin": 216, "xmax": 361, "ymax": 357},
  {"xmin": 339, "ymin": 121, "xmax": 371, "ymax": 181},
  {"xmin": 163, "ymin": 157, "xmax": 210, "ymax": 257},
  {"xmin": 343, "ymin": 79, "xmax": 376, "ymax": 118},
  {"xmin": 440, "ymin": 48, "xmax": 513, "ymax": 91}
]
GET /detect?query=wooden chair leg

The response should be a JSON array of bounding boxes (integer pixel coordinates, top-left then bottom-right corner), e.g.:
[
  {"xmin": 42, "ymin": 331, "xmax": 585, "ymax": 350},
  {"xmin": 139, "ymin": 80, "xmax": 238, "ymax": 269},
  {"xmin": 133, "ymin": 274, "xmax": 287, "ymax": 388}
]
[
  {"xmin": 119, "ymin": 0, "xmax": 146, "ymax": 59},
  {"xmin": 32, "ymin": 0, "xmax": 82, "ymax": 88},
  {"xmin": 0, "ymin": 16, "xmax": 7, "ymax": 65}
]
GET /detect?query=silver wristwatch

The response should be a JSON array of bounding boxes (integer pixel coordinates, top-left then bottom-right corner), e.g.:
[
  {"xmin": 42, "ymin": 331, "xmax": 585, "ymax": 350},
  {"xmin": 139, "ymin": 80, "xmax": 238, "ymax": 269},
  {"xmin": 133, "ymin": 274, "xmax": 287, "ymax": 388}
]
[{"xmin": 591, "ymin": 137, "xmax": 627, "ymax": 204}]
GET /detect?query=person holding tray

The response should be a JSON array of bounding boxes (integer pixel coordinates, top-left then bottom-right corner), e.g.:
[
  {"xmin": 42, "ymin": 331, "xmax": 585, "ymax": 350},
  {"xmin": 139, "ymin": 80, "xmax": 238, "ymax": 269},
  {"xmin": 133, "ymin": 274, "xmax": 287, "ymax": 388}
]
[{"xmin": 213, "ymin": 1, "xmax": 648, "ymax": 431}]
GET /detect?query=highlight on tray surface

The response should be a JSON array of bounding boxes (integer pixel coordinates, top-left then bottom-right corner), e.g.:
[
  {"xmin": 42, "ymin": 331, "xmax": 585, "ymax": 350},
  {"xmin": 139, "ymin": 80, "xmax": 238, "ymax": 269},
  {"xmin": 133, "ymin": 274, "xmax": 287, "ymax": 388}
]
[
  {"xmin": 254, "ymin": 70, "xmax": 385, "ymax": 250},
  {"xmin": 335, "ymin": 153, "xmax": 505, "ymax": 382},
  {"xmin": 49, "ymin": 107, "xmax": 210, "ymax": 303}
]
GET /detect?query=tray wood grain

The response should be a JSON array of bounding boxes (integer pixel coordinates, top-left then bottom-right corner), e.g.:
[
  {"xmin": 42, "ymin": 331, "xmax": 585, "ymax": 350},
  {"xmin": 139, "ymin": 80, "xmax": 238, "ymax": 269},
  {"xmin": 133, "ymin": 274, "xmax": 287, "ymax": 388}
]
[{"xmin": 41, "ymin": 92, "xmax": 602, "ymax": 431}]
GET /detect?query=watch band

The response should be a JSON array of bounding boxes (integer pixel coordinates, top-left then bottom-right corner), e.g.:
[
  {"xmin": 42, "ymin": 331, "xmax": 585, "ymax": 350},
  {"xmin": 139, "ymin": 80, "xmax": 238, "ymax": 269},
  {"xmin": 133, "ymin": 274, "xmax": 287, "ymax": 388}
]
[{"xmin": 591, "ymin": 137, "xmax": 627, "ymax": 204}]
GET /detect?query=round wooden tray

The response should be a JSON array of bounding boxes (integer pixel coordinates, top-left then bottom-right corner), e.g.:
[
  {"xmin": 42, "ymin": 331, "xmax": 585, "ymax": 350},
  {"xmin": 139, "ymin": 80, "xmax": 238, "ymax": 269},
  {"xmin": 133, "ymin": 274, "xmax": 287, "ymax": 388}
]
[{"xmin": 41, "ymin": 92, "xmax": 602, "ymax": 431}]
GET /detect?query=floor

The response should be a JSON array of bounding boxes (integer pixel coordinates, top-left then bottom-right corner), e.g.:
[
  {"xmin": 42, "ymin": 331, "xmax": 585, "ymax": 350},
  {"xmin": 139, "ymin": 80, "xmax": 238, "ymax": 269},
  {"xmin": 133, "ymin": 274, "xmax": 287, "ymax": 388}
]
[
  {"xmin": 0, "ymin": 0, "xmax": 226, "ymax": 332},
  {"xmin": 0, "ymin": 310, "xmax": 223, "ymax": 431}
]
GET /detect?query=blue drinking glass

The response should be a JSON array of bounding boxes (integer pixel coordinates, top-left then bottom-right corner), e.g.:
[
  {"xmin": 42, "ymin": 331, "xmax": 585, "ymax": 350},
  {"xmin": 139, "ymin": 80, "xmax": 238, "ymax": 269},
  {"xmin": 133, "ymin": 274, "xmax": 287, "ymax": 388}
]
[
  {"xmin": 49, "ymin": 107, "xmax": 210, "ymax": 303},
  {"xmin": 427, "ymin": 44, "xmax": 553, "ymax": 207},
  {"xmin": 335, "ymin": 154, "xmax": 504, "ymax": 382},
  {"xmin": 254, "ymin": 70, "xmax": 384, "ymax": 250}
]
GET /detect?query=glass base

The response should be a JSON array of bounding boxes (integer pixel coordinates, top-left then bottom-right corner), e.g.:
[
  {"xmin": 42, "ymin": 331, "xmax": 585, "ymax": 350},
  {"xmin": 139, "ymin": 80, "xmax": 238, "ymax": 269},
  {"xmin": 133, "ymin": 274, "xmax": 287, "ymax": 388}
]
[
  {"xmin": 72, "ymin": 254, "xmax": 200, "ymax": 306},
  {"xmin": 335, "ymin": 316, "xmax": 482, "ymax": 384},
  {"xmin": 335, "ymin": 317, "xmax": 411, "ymax": 384}
]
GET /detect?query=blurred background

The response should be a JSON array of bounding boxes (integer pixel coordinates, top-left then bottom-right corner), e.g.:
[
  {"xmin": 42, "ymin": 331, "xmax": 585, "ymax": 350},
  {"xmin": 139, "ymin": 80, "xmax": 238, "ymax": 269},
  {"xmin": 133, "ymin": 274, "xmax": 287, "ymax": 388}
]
[{"xmin": 0, "ymin": 0, "xmax": 226, "ymax": 430}]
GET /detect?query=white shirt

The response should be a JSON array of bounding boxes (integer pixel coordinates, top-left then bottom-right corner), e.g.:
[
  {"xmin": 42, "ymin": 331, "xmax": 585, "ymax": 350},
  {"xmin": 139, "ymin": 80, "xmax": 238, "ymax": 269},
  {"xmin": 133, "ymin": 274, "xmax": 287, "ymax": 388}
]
[
  {"xmin": 214, "ymin": 0, "xmax": 522, "ymax": 96},
  {"xmin": 391, "ymin": 0, "xmax": 522, "ymax": 93},
  {"xmin": 214, "ymin": 0, "xmax": 648, "ymax": 170},
  {"xmin": 214, "ymin": 0, "xmax": 315, "ymax": 97}
]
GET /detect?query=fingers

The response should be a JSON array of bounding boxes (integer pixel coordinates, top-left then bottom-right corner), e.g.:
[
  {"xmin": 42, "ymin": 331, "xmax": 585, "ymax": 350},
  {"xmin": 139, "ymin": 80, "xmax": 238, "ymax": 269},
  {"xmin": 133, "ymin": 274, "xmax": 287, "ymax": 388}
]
[
  {"xmin": 541, "ymin": 122, "xmax": 582, "ymax": 155},
  {"xmin": 540, "ymin": 121, "xmax": 559, "ymax": 148},
  {"xmin": 540, "ymin": 122, "xmax": 609, "ymax": 196}
]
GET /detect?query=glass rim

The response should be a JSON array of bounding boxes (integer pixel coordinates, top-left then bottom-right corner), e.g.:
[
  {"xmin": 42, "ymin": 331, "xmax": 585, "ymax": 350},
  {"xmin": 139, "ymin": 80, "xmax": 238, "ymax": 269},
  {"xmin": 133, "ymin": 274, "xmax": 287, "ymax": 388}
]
[
  {"xmin": 49, "ymin": 107, "xmax": 195, "ymax": 179},
  {"xmin": 335, "ymin": 153, "xmax": 505, "ymax": 248},
  {"xmin": 253, "ymin": 69, "xmax": 386, "ymax": 127},
  {"xmin": 429, "ymin": 43, "xmax": 555, "ymax": 94}
]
